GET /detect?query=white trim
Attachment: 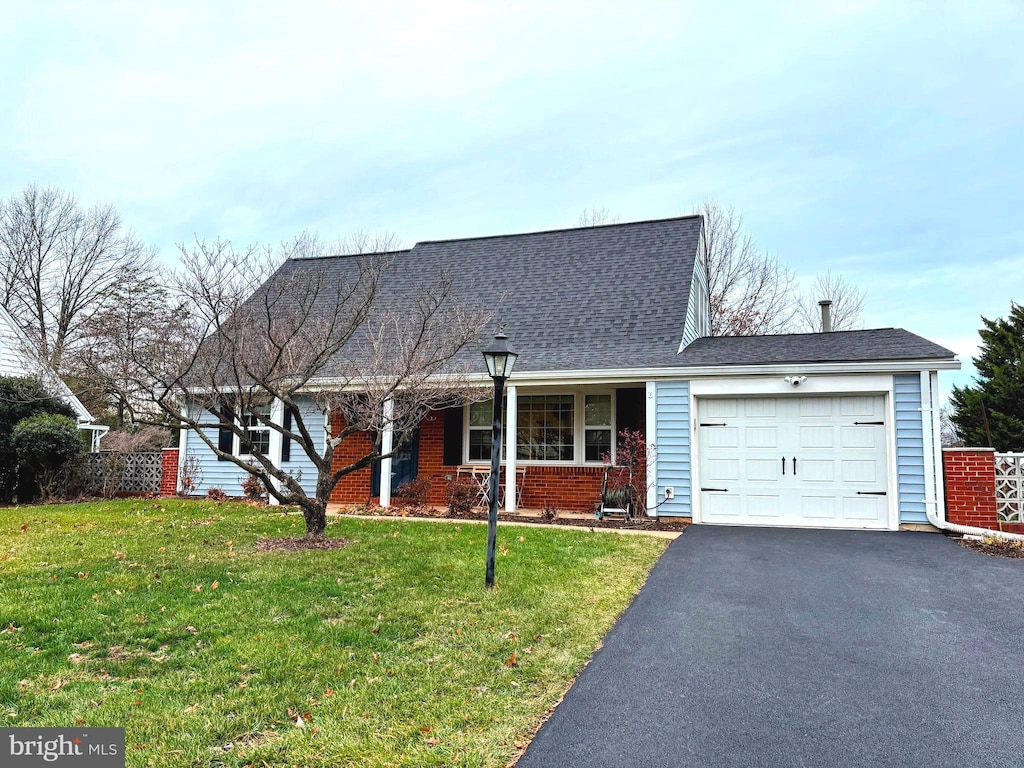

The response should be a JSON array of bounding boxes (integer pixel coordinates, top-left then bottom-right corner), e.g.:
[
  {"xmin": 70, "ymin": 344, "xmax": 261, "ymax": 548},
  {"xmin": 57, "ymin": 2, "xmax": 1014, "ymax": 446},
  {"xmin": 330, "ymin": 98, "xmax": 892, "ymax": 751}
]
[
  {"xmin": 379, "ymin": 398, "xmax": 394, "ymax": 508},
  {"xmin": 177, "ymin": 420, "xmax": 188, "ymax": 495},
  {"xmin": 645, "ymin": 381, "xmax": 657, "ymax": 514},
  {"xmin": 267, "ymin": 398, "xmax": 284, "ymax": 506},
  {"xmin": 688, "ymin": 374, "xmax": 899, "ymax": 530},
  {"xmin": 504, "ymin": 385, "xmax": 517, "ymax": 513}
]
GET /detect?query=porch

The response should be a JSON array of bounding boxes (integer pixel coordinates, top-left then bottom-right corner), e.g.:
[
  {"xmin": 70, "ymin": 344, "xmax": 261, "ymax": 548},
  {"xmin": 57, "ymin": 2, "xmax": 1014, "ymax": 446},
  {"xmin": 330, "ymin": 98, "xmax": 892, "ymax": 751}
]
[{"xmin": 328, "ymin": 384, "xmax": 648, "ymax": 515}]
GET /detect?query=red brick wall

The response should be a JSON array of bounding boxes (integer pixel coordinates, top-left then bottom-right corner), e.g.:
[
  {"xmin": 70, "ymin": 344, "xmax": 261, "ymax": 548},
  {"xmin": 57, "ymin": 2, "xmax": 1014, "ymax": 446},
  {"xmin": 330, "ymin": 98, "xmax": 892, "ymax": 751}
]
[
  {"xmin": 327, "ymin": 408, "xmax": 607, "ymax": 513},
  {"xmin": 941, "ymin": 448, "xmax": 1024, "ymax": 533},
  {"xmin": 328, "ymin": 411, "xmax": 376, "ymax": 505},
  {"xmin": 160, "ymin": 448, "xmax": 179, "ymax": 496}
]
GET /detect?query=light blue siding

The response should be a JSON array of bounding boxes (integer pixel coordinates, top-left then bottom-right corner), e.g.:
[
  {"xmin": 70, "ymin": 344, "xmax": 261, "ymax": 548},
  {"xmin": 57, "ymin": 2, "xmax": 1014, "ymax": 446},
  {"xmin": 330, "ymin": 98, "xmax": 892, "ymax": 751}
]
[
  {"xmin": 654, "ymin": 380, "xmax": 692, "ymax": 516},
  {"xmin": 282, "ymin": 399, "xmax": 326, "ymax": 497},
  {"xmin": 182, "ymin": 396, "xmax": 325, "ymax": 498},
  {"xmin": 894, "ymin": 375, "xmax": 927, "ymax": 523},
  {"xmin": 681, "ymin": 236, "xmax": 708, "ymax": 348}
]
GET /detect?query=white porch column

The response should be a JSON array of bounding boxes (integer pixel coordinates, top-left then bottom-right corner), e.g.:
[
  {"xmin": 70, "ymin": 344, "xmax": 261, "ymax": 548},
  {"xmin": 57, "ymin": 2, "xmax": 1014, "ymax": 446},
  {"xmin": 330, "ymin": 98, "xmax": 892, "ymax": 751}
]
[
  {"xmin": 379, "ymin": 398, "xmax": 394, "ymax": 508},
  {"xmin": 504, "ymin": 385, "xmax": 517, "ymax": 512},
  {"xmin": 645, "ymin": 381, "xmax": 657, "ymax": 515},
  {"xmin": 267, "ymin": 398, "xmax": 284, "ymax": 506}
]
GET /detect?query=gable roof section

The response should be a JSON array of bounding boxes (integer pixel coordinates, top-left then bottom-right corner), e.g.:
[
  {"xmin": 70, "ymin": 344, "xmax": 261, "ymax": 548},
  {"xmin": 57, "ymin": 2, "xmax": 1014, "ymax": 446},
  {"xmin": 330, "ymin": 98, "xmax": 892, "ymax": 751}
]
[
  {"xmin": 0, "ymin": 304, "xmax": 93, "ymax": 421},
  {"xmin": 274, "ymin": 216, "xmax": 703, "ymax": 375},
  {"xmin": 674, "ymin": 328, "xmax": 955, "ymax": 367}
]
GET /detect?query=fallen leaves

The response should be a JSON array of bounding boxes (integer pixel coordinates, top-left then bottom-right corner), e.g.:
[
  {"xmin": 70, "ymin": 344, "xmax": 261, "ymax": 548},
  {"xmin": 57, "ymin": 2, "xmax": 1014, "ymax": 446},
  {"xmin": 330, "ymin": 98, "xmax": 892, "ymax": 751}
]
[{"xmin": 503, "ymin": 651, "xmax": 518, "ymax": 668}]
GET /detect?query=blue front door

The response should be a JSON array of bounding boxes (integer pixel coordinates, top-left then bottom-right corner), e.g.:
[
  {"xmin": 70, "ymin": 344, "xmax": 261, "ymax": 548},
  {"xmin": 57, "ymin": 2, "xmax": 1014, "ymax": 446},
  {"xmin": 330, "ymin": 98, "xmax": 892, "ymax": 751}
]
[{"xmin": 371, "ymin": 429, "xmax": 420, "ymax": 496}]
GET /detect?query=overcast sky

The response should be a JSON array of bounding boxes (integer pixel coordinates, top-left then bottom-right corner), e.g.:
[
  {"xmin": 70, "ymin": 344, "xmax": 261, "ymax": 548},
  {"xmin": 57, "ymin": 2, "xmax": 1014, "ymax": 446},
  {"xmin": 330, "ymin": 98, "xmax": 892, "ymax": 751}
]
[{"xmin": 3, "ymin": 1, "xmax": 1022, "ymax": 394}]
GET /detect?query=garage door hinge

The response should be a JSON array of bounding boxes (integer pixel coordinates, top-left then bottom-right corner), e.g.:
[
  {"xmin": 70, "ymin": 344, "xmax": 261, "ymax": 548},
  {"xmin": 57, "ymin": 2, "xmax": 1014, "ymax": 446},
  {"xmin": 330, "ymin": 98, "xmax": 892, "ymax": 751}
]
[
  {"xmin": 701, "ymin": 487, "xmax": 729, "ymax": 492},
  {"xmin": 853, "ymin": 421, "xmax": 884, "ymax": 425},
  {"xmin": 856, "ymin": 491, "xmax": 887, "ymax": 495},
  {"xmin": 699, "ymin": 422, "xmax": 727, "ymax": 427}
]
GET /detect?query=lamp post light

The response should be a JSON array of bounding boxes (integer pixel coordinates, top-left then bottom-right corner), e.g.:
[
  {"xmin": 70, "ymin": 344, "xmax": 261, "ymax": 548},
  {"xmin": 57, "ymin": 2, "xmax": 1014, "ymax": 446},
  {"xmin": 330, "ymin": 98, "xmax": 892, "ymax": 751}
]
[{"xmin": 481, "ymin": 329, "xmax": 518, "ymax": 589}]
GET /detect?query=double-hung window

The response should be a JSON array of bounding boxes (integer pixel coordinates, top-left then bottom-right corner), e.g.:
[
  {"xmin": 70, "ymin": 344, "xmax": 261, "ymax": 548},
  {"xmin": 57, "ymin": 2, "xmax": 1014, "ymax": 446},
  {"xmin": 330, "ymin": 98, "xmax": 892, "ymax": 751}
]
[
  {"xmin": 241, "ymin": 404, "xmax": 271, "ymax": 456},
  {"xmin": 584, "ymin": 394, "xmax": 613, "ymax": 462}
]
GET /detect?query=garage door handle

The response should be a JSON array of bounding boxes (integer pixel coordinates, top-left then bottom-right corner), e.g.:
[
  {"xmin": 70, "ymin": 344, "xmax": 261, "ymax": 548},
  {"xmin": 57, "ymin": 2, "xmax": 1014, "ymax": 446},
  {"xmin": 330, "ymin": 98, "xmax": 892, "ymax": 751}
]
[
  {"xmin": 701, "ymin": 487, "xmax": 729, "ymax": 493},
  {"xmin": 792, "ymin": 457, "xmax": 797, "ymax": 476},
  {"xmin": 857, "ymin": 491, "xmax": 887, "ymax": 496},
  {"xmin": 781, "ymin": 457, "xmax": 786, "ymax": 475},
  {"xmin": 853, "ymin": 421, "xmax": 884, "ymax": 426},
  {"xmin": 700, "ymin": 422, "xmax": 727, "ymax": 427}
]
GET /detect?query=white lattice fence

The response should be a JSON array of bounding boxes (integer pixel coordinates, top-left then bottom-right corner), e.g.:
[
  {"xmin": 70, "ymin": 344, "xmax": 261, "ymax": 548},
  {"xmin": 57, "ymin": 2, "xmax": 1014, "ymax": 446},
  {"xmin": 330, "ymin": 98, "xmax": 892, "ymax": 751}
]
[
  {"xmin": 995, "ymin": 452, "xmax": 1024, "ymax": 523},
  {"xmin": 85, "ymin": 451, "xmax": 163, "ymax": 494}
]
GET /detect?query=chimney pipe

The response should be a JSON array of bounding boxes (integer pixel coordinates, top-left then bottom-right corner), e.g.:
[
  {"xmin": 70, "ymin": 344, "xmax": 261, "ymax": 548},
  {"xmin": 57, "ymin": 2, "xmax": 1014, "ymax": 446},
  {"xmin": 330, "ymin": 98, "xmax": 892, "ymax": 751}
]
[{"xmin": 818, "ymin": 300, "xmax": 833, "ymax": 333}]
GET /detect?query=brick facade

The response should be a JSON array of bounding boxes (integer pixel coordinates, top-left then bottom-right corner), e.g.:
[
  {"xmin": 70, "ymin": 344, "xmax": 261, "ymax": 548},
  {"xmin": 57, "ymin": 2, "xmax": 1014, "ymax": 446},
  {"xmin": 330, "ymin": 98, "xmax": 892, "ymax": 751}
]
[
  {"xmin": 942, "ymin": 448, "xmax": 1024, "ymax": 534},
  {"xmin": 160, "ymin": 448, "xmax": 179, "ymax": 496},
  {"xmin": 328, "ymin": 408, "xmax": 609, "ymax": 513}
]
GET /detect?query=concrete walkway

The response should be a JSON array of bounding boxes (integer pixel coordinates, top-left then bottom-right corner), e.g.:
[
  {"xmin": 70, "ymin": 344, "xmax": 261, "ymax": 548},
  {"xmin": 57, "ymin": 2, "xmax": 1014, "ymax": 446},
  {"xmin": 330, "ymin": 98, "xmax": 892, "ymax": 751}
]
[{"xmin": 517, "ymin": 525, "xmax": 1024, "ymax": 768}]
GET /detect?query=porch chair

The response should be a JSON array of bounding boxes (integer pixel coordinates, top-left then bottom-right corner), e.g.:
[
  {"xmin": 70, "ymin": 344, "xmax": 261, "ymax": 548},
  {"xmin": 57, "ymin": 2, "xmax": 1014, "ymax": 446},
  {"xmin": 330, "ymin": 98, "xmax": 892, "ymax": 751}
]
[{"xmin": 597, "ymin": 464, "xmax": 634, "ymax": 522}]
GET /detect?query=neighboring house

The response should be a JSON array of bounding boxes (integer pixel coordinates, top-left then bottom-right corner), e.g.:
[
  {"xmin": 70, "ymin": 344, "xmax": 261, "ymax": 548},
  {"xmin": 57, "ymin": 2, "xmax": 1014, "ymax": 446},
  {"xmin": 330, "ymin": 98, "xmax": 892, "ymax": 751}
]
[
  {"xmin": 0, "ymin": 304, "xmax": 107, "ymax": 451},
  {"xmin": 179, "ymin": 216, "xmax": 958, "ymax": 531}
]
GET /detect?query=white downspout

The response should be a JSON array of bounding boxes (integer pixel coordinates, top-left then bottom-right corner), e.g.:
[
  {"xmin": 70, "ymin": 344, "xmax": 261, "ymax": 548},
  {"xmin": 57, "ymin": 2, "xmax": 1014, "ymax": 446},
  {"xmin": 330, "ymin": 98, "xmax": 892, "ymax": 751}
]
[{"xmin": 919, "ymin": 370, "xmax": 1024, "ymax": 542}]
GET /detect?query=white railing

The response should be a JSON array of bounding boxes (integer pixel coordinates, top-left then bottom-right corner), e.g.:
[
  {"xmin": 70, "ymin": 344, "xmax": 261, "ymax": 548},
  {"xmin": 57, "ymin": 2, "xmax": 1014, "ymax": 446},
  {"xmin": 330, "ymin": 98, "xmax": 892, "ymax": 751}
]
[{"xmin": 995, "ymin": 452, "xmax": 1024, "ymax": 524}]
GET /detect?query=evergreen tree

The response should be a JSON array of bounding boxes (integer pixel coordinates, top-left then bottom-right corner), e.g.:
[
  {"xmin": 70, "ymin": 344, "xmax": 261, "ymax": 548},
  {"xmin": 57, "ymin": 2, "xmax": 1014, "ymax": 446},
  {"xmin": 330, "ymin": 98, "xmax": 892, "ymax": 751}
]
[{"xmin": 950, "ymin": 303, "xmax": 1024, "ymax": 451}]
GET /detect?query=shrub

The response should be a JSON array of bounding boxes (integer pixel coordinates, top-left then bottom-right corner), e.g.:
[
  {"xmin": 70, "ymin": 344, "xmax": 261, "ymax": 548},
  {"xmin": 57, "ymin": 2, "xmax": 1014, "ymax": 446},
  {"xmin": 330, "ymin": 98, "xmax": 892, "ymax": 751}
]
[
  {"xmin": 540, "ymin": 503, "xmax": 559, "ymax": 522},
  {"xmin": 445, "ymin": 478, "xmax": 477, "ymax": 517},
  {"xmin": 0, "ymin": 376, "xmax": 76, "ymax": 502},
  {"xmin": 178, "ymin": 452, "xmax": 203, "ymax": 496},
  {"xmin": 206, "ymin": 487, "xmax": 229, "ymax": 502},
  {"xmin": 394, "ymin": 476, "xmax": 432, "ymax": 516},
  {"xmin": 12, "ymin": 413, "xmax": 83, "ymax": 500},
  {"xmin": 240, "ymin": 469, "xmax": 266, "ymax": 502}
]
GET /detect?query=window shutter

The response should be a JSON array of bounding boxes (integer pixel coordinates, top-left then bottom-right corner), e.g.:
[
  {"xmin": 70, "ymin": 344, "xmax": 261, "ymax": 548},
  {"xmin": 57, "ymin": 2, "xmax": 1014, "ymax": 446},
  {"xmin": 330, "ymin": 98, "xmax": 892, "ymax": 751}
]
[
  {"xmin": 282, "ymin": 408, "xmax": 292, "ymax": 463},
  {"xmin": 217, "ymin": 405, "xmax": 234, "ymax": 460},
  {"xmin": 443, "ymin": 406, "xmax": 464, "ymax": 465}
]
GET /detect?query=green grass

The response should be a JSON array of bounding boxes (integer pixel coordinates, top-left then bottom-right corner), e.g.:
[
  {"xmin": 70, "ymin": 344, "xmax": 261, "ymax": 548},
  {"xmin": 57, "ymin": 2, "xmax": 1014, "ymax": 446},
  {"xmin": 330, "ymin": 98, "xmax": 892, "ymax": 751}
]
[{"xmin": 0, "ymin": 500, "xmax": 668, "ymax": 767}]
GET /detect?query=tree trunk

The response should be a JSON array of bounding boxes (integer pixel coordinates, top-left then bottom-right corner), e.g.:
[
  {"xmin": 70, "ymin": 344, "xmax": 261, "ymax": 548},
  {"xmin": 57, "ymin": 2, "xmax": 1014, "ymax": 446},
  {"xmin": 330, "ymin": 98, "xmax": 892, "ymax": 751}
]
[{"xmin": 303, "ymin": 496, "xmax": 328, "ymax": 537}]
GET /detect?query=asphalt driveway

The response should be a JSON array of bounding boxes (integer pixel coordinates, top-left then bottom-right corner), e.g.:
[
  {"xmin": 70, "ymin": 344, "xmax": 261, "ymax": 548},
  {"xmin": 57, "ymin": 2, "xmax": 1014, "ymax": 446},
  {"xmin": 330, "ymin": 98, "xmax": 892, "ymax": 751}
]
[{"xmin": 518, "ymin": 525, "xmax": 1024, "ymax": 768}]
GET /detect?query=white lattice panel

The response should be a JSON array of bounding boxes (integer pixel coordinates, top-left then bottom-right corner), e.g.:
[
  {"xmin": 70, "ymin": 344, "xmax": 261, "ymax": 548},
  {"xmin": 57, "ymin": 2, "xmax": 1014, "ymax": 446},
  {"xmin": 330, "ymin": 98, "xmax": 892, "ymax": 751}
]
[{"xmin": 995, "ymin": 453, "xmax": 1024, "ymax": 523}]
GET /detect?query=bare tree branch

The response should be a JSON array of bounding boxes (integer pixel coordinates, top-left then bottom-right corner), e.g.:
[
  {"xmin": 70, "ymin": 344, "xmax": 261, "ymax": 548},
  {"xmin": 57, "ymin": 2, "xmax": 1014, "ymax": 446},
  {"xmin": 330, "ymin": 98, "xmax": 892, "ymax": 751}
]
[
  {"xmin": 577, "ymin": 207, "xmax": 621, "ymax": 227},
  {"xmin": 696, "ymin": 201, "xmax": 798, "ymax": 336},
  {"xmin": 122, "ymin": 234, "xmax": 488, "ymax": 536},
  {"xmin": 0, "ymin": 185, "xmax": 151, "ymax": 373},
  {"xmin": 793, "ymin": 269, "xmax": 866, "ymax": 332}
]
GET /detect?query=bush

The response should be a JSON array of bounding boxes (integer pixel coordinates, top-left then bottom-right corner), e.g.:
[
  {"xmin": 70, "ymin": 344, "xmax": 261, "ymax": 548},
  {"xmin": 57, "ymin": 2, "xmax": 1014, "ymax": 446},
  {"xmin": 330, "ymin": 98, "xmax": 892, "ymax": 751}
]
[
  {"xmin": 206, "ymin": 487, "xmax": 229, "ymax": 502},
  {"xmin": 445, "ymin": 478, "xmax": 477, "ymax": 517},
  {"xmin": 12, "ymin": 413, "xmax": 83, "ymax": 500},
  {"xmin": 0, "ymin": 376, "xmax": 76, "ymax": 502},
  {"xmin": 541, "ymin": 503, "xmax": 559, "ymax": 522},
  {"xmin": 394, "ymin": 476, "xmax": 432, "ymax": 516}
]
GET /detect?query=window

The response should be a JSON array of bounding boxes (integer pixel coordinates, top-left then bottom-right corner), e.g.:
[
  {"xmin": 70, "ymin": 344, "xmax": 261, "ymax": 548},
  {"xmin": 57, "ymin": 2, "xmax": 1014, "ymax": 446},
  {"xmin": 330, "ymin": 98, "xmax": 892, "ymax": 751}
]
[
  {"xmin": 467, "ymin": 392, "xmax": 613, "ymax": 464},
  {"xmin": 518, "ymin": 394, "xmax": 574, "ymax": 461},
  {"xmin": 584, "ymin": 394, "xmax": 613, "ymax": 462},
  {"xmin": 468, "ymin": 400, "xmax": 495, "ymax": 461},
  {"xmin": 241, "ymin": 404, "xmax": 271, "ymax": 456}
]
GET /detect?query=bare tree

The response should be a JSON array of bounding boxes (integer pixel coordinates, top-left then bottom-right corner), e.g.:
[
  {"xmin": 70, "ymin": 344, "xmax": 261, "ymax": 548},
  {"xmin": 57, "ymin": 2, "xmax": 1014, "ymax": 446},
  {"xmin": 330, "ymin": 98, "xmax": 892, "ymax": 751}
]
[
  {"xmin": 127, "ymin": 235, "xmax": 488, "ymax": 536},
  {"xmin": 939, "ymin": 404, "xmax": 961, "ymax": 447},
  {"xmin": 697, "ymin": 202, "xmax": 797, "ymax": 336},
  {"xmin": 794, "ymin": 270, "xmax": 865, "ymax": 332},
  {"xmin": 578, "ymin": 207, "xmax": 621, "ymax": 227},
  {"xmin": 0, "ymin": 185, "xmax": 152, "ymax": 373}
]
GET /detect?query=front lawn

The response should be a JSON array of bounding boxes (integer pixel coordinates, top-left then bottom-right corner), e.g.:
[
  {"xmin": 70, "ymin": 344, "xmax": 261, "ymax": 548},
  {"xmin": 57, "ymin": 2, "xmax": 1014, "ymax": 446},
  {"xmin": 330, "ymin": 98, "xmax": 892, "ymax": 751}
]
[{"xmin": 0, "ymin": 500, "xmax": 667, "ymax": 767}]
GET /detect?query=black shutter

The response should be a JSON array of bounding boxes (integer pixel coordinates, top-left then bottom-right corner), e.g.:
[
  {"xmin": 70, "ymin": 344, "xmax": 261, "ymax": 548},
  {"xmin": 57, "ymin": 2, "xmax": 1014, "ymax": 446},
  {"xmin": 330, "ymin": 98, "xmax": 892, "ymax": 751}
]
[
  {"xmin": 443, "ymin": 405, "xmax": 464, "ymax": 466},
  {"xmin": 217, "ymin": 404, "xmax": 234, "ymax": 460},
  {"xmin": 282, "ymin": 408, "xmax": 292, "ymax": 463}
]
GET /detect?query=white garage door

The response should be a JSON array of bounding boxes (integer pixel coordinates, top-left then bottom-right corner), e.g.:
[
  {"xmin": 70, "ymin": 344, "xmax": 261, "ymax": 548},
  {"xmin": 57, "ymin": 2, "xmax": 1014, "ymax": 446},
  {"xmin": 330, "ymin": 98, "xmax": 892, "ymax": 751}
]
[{"xmin": 698, "ymin": 395, "xmax": 890, "ymax": 529}]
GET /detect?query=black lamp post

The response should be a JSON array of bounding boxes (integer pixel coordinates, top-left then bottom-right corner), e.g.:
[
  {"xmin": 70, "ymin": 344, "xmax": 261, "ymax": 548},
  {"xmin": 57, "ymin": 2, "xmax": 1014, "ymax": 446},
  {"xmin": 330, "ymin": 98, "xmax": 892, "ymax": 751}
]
[{"xmin": 481, "ymin": 329, "xmax": 518, "ymax": 588}]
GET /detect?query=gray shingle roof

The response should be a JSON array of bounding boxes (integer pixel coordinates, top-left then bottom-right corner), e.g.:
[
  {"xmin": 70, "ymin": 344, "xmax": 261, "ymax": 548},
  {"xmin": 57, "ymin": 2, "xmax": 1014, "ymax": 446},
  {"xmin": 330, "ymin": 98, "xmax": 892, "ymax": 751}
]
[
  {"xmin": 674, "ymin": 328, "xmax": 955, "ymax": 366},
  {"xmin": 264, "ymin": 217, "xmax": 955, "ymax": 377},
  {"xmin": 275, "ymin": 216, "xmax": 704, "ymax": 374}
]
